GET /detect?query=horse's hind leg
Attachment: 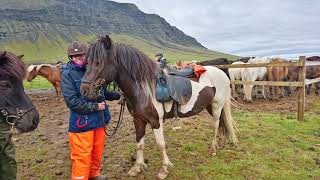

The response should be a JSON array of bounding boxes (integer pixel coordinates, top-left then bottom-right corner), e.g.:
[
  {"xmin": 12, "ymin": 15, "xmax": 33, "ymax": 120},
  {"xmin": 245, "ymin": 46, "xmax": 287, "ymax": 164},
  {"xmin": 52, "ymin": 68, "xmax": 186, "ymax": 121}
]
[
  {"xmin": 128, "ymin": 119, "xmax": 147, "ymax": 177},
  {"xmin": 153, "ymin": 121, "xmax": 173, "ymax": 179},
  {"xmin": 207, "ymin": 101, "xmax": 224, "ymax": 156}
]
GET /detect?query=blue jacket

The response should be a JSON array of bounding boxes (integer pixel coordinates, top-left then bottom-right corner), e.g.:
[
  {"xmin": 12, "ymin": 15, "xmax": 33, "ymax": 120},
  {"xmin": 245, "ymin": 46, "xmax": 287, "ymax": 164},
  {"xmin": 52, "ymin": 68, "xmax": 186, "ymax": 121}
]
[{"xmin": 61, "ymin": 61, "xmax": 120, "ymax": 133}]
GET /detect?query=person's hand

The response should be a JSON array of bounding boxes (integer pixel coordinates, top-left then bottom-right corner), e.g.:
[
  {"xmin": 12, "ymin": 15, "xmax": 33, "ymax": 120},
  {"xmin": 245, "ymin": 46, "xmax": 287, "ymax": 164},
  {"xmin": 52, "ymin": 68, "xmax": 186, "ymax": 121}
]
[
  {"xmin": 114, "ymin": 92, "xmax": 121, "ymax": 100},
  {"xmin": 98, "ymin": 102, "xmax": 106, "ymax": 110}
]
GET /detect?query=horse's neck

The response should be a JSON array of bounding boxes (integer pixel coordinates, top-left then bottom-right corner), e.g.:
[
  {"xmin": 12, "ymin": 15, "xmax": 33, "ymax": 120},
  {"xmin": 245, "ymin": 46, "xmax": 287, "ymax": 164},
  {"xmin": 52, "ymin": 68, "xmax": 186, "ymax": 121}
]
[
  {"xmin": 38, "ymin": 67, "xmax": 53, "ymax": 82},
  {"xmin": 115, "ymin": 71, "xmax": 150, "ymax": 103}
]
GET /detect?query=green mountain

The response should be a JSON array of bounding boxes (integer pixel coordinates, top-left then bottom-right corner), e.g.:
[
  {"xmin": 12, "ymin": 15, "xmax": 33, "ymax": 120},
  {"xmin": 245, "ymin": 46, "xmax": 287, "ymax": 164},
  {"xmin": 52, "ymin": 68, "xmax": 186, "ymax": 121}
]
[{"xmin": 0, "ymin": 0, "xmax": 238, "ymax": 63}]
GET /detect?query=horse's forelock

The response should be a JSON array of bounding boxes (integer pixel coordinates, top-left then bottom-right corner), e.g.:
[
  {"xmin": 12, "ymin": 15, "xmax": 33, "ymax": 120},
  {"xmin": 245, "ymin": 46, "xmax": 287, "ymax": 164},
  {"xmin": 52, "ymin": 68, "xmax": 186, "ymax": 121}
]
[{"xmin": 0, "ymin": 51, "xmax": 26, "ymax": 80}]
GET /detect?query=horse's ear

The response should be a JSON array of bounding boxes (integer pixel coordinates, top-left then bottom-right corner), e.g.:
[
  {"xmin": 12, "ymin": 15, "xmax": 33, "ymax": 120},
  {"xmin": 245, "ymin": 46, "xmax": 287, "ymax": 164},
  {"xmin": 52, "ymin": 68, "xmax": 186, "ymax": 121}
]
[
  {"xmin": 0, "ymin": 51, "xmax": 7, "ymax": 65},
  {"xmin": 0, "ymin": 51, "xmax": 7, "ymax": 59},
  {"xmin": 176, "ymin": 60, "xmax": 181, "ymax": 66},
  {"xmin": 18, "ymin": 54, "xmax": 24, "ymax": 59},
  {"xmin": 103, "ymin": 35, "xmax": 112, "ymax": 49}
]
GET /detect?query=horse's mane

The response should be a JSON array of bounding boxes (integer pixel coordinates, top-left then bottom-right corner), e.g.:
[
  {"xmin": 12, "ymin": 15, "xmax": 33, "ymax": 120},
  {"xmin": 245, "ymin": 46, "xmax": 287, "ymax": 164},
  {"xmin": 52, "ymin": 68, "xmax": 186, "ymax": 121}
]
[
  {"xmin": 0, "ymin": 51, "xmax": 26, "ymax": 80},
  {"xmin": 27, "ymin": 65, "xmax": 37, "ymax": 72},
  {"xmin": 88, "ymin": 37, "xmax": 158, "ymax": 97},
  {"xmin": 36, "ymin": 64, "xmax": 53, "ymax": 71}
]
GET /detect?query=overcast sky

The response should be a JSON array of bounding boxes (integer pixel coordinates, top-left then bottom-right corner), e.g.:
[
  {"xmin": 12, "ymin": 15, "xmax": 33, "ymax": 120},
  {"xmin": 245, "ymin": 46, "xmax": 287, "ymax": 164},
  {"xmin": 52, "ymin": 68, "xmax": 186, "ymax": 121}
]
[{"xmin": 114, "ymin": 0, "xmax": 319, "ymax": 57}]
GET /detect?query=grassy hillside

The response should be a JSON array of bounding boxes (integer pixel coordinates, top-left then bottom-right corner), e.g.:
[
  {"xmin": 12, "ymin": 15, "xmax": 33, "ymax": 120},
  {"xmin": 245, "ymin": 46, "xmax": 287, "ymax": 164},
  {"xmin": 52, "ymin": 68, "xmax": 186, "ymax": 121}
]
[{"xmin": 1, "ymin": 33, "xmax": 238, "ymax": 64}]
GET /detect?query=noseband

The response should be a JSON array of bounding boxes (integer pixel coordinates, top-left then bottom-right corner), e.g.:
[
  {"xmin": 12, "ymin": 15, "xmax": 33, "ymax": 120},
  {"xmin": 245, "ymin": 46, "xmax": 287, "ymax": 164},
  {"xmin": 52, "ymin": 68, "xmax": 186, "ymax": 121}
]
[
  {"xmin": 81, "ymin": 78, "xmax": 106, "ymax": 96},
  {"xmin": 0, "ymin": 106, "xmax": 35, "ymax": 129}
]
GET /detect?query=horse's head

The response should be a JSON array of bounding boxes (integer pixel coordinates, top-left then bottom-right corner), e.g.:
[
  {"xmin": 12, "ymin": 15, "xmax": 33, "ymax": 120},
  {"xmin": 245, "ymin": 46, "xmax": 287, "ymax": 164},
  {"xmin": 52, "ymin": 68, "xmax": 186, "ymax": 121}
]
[
  {"xmin": 81, "ymin": 35, "xmax": 117, "ymax": 99},
  {"xmin": 0, "ymin": 51, "xmax": 39, "ymax": 133},
  {"xmin": 27, "ymin": 65, "xmax": 38, "ymax": 82}
]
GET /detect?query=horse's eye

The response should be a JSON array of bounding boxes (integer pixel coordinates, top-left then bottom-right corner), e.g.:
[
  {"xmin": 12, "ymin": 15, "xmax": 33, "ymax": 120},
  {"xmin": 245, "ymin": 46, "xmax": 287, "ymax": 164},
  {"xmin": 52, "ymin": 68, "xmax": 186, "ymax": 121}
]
[{"xmin": 96, "ymin": 62, "xmax": 99, "ymax": 66}]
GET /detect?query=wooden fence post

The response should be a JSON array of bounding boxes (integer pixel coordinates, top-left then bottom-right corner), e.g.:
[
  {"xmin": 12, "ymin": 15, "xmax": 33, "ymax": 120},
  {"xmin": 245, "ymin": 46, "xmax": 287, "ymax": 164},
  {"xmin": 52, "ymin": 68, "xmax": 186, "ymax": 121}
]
[{"xmin": 297, "ymin": 56, "xmax": 306, "ymax": 121}]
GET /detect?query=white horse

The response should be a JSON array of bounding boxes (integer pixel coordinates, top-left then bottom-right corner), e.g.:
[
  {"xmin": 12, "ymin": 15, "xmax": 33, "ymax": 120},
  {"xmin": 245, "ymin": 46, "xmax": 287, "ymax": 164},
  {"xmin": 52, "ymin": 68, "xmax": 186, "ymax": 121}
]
[
  {"xmin": 241, "ymin": 57, "xmax": 271, "ymax": 102},
  {"xmin": 228, "ymin": 61, "xmax": 247, "ymax": 98}
]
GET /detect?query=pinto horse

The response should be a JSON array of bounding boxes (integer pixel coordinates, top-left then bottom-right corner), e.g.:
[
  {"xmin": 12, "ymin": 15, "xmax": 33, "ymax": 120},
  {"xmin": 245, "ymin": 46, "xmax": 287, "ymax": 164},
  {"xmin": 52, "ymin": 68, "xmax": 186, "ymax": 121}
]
[
  {"xmin": 80, "ymin": 35, "xmax": 239, "ymax": 179},
  {"xmin": 27, "ymin": 64, "xmax": 62, "ymax": 96},
  {"xmin": 0, "ymin": 51, "xmax": 39, "ymax": 132},
  {"xmin": 267, "ymin": 58, "xmax": 288, "ymax": 100}
]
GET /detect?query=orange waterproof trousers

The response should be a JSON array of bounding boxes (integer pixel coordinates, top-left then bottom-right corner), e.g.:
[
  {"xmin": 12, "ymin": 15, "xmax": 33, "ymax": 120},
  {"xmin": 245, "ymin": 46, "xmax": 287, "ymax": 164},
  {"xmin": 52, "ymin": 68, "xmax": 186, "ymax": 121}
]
[{"xmin": 69, "ymin": 127, "xmax": 106, "ymax": 180}]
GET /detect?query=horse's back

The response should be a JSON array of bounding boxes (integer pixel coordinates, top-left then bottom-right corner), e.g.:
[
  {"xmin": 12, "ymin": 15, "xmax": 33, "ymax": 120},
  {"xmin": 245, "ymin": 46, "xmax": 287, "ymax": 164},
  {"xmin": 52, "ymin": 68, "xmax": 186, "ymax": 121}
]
[{"xmin": 200, "ymin": 66, "xmax": 230, "ymax": 102}]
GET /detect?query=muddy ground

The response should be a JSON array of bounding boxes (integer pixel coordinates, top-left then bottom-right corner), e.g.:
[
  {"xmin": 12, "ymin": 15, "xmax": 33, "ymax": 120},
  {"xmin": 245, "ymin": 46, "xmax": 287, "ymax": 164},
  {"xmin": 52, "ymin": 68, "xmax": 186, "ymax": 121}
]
[{"xmin": 15, "ymin": 89, "xmax": 320, "ymax": 179}]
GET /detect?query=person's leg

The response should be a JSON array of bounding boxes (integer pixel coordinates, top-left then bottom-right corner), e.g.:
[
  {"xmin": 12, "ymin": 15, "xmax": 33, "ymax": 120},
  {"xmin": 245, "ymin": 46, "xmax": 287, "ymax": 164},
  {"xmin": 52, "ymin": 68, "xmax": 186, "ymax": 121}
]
[
  {"xmin": 69, "ymin": 130, "xmax": 95, "ymax": 180},
  {"xmin": 0, "ymin": 124, "xmax": 16, "ymax": 180},
  {"xmin": 89, "ymin": 128, "xmax": 106, "ymax": 179}
]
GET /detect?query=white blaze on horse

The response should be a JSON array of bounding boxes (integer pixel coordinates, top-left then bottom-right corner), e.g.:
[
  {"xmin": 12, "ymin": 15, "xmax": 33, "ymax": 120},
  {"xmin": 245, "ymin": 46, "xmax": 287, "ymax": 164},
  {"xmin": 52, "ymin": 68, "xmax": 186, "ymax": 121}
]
[
  {"xmin": 26, "ymin": 64, "xmax": 62, "ymax": 96},
  {"xmin": 80, "ymin": 35, "xmax": 239, "ymax": 179}
]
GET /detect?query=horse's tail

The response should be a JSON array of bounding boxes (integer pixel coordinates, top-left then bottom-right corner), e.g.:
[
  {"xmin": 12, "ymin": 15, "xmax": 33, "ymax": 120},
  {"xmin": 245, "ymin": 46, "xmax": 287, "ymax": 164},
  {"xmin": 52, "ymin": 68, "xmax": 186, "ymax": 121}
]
[{"xmin": 220, "ymin": 93, "xmax": 239, "ymax": 144}]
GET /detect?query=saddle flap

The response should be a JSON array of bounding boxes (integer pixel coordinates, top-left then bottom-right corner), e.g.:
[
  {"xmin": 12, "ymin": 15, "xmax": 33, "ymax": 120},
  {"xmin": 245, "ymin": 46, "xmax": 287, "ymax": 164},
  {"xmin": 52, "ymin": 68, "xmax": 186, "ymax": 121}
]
[{"xmin": 166, "ymin": 75, "xmax": 192, "ymax": 105}]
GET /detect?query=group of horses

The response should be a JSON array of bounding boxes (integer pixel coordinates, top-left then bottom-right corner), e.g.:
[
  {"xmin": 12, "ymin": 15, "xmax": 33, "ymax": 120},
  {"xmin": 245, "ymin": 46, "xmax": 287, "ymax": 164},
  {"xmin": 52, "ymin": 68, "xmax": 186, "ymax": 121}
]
[
  {"xmin": 177, "ymin": 56, "xmax": 320, "ymax": 102},
  {"xmin": 19, "ymin": 36, "xmax": 320, "ymax": 179}
]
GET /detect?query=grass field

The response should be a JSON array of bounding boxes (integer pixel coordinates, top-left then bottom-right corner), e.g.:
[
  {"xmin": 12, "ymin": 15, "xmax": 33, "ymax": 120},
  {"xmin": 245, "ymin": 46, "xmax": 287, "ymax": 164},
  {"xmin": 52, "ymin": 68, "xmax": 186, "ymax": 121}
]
[
  {"xmin": 1, "ymin": 33, "xmax": 238, "ymax": 64},
  {"xmin": 24, "ymin": 76, "xmax": 53, "ymax": 89}
]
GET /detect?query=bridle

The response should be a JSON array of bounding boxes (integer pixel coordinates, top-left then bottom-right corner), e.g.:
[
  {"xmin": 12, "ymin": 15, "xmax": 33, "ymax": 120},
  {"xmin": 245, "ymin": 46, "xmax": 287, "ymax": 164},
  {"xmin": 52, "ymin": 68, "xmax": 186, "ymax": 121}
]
[
  {"xmin": 81, "ymin": 78, "xmax": 106, "ymax": 96},
  {"xmin": 0, "ymin": 100, "xmax": 35, "ymax": 129}
]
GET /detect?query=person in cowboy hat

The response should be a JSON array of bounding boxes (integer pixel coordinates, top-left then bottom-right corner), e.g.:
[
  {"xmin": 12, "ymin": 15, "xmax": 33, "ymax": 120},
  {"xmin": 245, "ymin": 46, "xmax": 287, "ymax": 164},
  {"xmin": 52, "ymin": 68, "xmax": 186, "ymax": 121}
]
[{"xmin": 61, "ymin": 42, "xmax": 121, "ymax": 180}]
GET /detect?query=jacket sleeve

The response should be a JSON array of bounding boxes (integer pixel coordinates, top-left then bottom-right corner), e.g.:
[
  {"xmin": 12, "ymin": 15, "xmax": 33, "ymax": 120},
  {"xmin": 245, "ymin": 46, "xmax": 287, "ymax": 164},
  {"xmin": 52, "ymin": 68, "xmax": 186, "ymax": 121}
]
[
  {"xmin": 103, "ymin": 87, "xmax": 121, "ymax": 101},
  {"xmin": 61, "ymin": 71, "xmax": 98, "ymax": 114}
]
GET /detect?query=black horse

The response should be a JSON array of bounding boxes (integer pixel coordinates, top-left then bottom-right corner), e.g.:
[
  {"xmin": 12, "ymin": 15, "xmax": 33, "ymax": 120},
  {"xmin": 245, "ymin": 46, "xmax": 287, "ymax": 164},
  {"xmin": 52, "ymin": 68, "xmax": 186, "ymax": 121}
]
[{"xmin": 0, "ymin": 51, "xmax": 39, "ymax": 132}]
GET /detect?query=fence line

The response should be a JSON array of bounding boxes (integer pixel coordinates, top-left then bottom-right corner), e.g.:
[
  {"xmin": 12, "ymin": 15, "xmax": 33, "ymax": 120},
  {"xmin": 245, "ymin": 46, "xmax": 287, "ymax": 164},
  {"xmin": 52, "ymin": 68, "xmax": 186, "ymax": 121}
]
[{"xmin": 212, "ymin": 56, "xmax": 318, "ymax": 122}]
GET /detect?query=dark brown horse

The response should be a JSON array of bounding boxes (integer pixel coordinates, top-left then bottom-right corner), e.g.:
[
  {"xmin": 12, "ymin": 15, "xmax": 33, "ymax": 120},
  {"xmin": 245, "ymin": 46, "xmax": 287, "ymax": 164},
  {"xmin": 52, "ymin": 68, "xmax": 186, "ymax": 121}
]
[
  {"xmin": 0, "ymin": 51, "xmax": 39, "ymax": 132},
  {"xmin": 267, "ymin": 58, "xmax": 289, "ymax": 100},
  {"xmin": 80, "ymin": 35, "xmax": 238, "ymax": 179},
  {"xmin": 27, "ymin": 64, "xmax": 62, "ymax": 96},
  {"xmin": 286, "ymin": 63, "xmax": 320, "ymax": 95}
]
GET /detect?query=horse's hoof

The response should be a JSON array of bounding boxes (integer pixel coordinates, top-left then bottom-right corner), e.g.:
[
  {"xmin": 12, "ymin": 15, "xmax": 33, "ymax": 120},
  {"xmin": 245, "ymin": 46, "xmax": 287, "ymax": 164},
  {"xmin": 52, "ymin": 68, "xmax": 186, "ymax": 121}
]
[
  {"xmin": 128, "ymin": 163, "xmax": 145, "ymax": 177},
  {"xmin": 208, "ymin": 147, "xmax": 217, "ymax": 156},
  {"xmin": 157, "ymin": 167, "xmax": 169, "ymax": 179}
]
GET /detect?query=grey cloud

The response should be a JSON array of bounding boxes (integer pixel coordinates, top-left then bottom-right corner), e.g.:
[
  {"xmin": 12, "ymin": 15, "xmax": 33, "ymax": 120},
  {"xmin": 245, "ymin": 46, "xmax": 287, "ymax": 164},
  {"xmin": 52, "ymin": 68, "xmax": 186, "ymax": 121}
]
[{"xmin": 115, "ymin": 0, "xmax": 320, "ymax": 57}]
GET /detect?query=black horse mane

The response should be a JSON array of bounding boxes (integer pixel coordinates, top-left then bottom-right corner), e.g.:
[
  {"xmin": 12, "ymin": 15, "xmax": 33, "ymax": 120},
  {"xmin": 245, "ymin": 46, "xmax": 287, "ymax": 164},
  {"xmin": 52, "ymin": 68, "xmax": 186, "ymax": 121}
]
[
  {"xmin": 0, "ymin": 51, "xmax": 26, "ymax": 80},
  {"xmin": 87, "ymin": 37, "xmax": 158, "ymax": 93}
]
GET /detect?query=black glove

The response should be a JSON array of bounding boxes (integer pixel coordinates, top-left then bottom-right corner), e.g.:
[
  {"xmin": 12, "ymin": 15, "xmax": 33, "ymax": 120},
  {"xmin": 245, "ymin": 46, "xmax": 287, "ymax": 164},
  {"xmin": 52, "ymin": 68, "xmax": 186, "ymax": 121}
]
[{"xmin": 113, "ymin": 92, "xmax": 121, "ymax": 100}]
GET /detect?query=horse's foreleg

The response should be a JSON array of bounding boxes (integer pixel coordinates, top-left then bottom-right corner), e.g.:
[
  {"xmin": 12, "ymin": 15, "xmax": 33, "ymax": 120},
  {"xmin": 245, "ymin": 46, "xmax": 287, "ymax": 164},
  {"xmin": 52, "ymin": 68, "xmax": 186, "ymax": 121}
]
[
  {"xmin": 261, "ymin": 85, "xmax": 266, "ymax": 99},
  {"xmin": 153, "ymin": 124, "xmax": 173, "ymax": 179},
  {"xmin": 128, "ymin": 119, "xmax": 147, "ymax": 177}
]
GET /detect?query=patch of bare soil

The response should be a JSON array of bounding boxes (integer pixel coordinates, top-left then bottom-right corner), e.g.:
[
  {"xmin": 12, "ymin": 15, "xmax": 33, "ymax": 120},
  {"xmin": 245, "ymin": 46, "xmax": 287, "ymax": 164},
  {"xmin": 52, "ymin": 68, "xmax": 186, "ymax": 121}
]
[{"xmin": 15, "ymin": 90, "xmax": 320, "ymax": 179}]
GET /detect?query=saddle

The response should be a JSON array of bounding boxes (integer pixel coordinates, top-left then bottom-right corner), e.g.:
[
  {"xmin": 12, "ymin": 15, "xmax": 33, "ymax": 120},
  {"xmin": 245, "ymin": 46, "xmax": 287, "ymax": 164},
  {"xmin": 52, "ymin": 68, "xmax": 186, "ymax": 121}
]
[{"xmin": 155, "ymin": 73, "xmax": 192, "ymax": 105}]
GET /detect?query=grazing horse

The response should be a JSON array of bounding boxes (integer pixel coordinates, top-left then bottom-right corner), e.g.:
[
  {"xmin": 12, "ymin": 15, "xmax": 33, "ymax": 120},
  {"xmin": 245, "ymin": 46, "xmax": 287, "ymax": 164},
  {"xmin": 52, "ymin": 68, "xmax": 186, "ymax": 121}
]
[
  {"xmin": 80, "ymin": 35, "xmax": 239, "ymax": 179},
  {"xmin": 0, "ymin": 51, "xmax": 39, "ymax": 132},
  {"xmin": 267, "ymin": 58, "xmax": 288, "ymax": 100},
  {"xmin": 241, "ymin": 57, "xmax": 271, "ymax": 102},
  {"xmin": 27, "ymin": 64, "xmax": 62, "ymax": 96}
]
